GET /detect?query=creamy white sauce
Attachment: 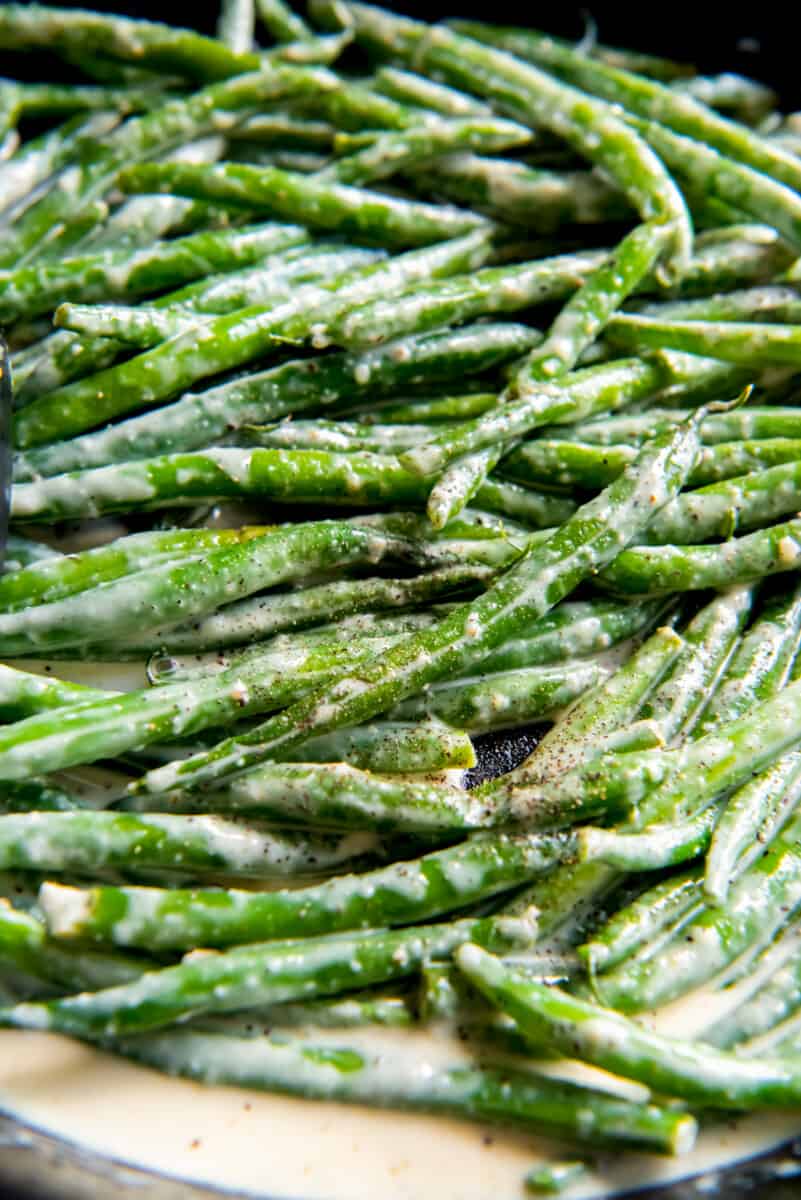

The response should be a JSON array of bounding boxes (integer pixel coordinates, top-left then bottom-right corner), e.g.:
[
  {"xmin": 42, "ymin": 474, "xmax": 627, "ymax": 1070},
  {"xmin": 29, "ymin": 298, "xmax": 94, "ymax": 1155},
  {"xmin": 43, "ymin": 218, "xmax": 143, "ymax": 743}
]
[{"xmin": 0, "ymin": 1025, "xmax": 799, "ymax": 1200}]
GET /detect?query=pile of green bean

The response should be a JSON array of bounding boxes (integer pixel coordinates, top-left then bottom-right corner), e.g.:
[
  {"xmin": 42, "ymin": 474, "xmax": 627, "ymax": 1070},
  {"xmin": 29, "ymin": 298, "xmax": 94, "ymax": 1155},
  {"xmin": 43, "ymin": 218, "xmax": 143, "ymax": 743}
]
[{"xmin": 3, "ymin": 0, "xmax": 801, "ymax": 1191}]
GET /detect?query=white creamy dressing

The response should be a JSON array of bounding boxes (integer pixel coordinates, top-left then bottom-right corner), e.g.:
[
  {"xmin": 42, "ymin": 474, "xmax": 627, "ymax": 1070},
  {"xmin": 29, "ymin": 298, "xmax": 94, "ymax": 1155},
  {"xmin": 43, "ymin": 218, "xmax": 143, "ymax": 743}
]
[{"xmin": 0, "ymin": 1018, "xmax": 799, "ymax": 1200}]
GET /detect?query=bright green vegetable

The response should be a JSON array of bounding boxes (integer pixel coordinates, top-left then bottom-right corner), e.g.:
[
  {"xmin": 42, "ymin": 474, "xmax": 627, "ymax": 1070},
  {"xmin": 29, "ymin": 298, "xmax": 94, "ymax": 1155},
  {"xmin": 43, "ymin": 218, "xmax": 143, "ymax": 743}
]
[
  {"xmin": 13, "ymin": 230, "xmax": 492, "ymax": 447},
  {"xmin": 132, "ymin": 410, "xmax": 707, "ymax": 795},
  {"xmin": 456, "ymin": 941, "xmax": 801, "ymax": 1109}
]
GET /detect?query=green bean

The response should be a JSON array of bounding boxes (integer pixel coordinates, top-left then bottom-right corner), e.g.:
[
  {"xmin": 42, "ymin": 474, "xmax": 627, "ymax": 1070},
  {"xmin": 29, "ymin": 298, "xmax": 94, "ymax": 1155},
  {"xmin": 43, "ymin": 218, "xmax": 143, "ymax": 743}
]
[
  {"xmin": 217, "ymin": 0, "xmax": 255, "ymax": 54},
  {"xmin": 413, "ymin": 156, "xmax": 631, "ymax": 230},
  {"xmin": 636, "ymin": 585, "xmax": 755, "ymax": 744},
  {"xmin": 109, "ymin": 563, "xmax": 493, "ymax": 655},
  {"xmin": 160, "ymin": 241, "xmax": 379, "ymax": 315},
  {"xmin": 500, "ymin": 857, "xmax": 623, "ymax": 954},
  {"xmin": 402, "ymin": 356, "xmax": 679, "ymax": 479},
  {"xmin": 198, "ymin": 990, "xmax": 416, "ymax": 1033},
  {"xmin": 280, "ymin": 33, "xmax": 352, "ymax": 66},
  {"xmin": 469, "ymin": 27, "xmax": 696, "ymax": 84},
  {"xmin": 504, "ymin": 436, "xmax": 801, "ymax": 493},
  {"xmin": 694, "ymin": 583, "xmax": 801, "ymax": 737},
  {"xmin": 115, "ymin": 1026, "xmax": 694, "ymax": 1155},
  {"xmin": 571, "ymin": 403, "xmax": 801, "ymax": 447},
  {"xmin": 0, "ymin": 903, "xmax": 152, "ymax": 994},
  {"xmin": 10, "ymin": 331, "xmax": 123, "ymax": 410},
  {"xmin": 228, "ymin": 111, "xmax": 334, "ymax": 147},
  {"xmin": 53, "ymin": 247, "xmax": 383, "ymax": 349},
  {"xmin": 0, "ymin": 663, "xmax": 105, "ymax": 723},
  {"xmin": 144, "ymin": 602, "xmax": 512, "ymax": 683},
  {"xmin": 0, "ymin": 780, "xmax": 90, "ymax": 814},
  {"xmin": 52, "ymin": 49, "xmax": 162, "ymax": 86},
  {"xmin": 490, "ymin": 624, "xmax": 683, "ymax": 791},
  {"xmin": 374, "ymin": 66, "xmax": 491, "ymax": 117},
  {"xmin": 14, "ymin": 322, "xmax": 528, "ymax": 480},
  {"xmin": 132, "ymin": 409, "xmax": 707, "ymax": 796},
  {"xmin": 122, "ymin": 761, "xmax": 485, "ymax": 835},
  {"xmin": 453, "ymin": 21, "xmax": 801, "ymax": 192},
  {"xmin": 578, "ymin": 804, "xmax": 721, "ymax": 872},
  {"xmin": 38, "ymin": 832, "xmax": 567, "ymax": 951},
  {"xmin": 137, "ymin": 714, "xmax": 476, "ymax": 776},
  {"xmin": 427, "ymin": 222, "xmax": 674, "ymax": 521},
  {"xmin": 0, "ymin": 811, "xmax": 382, "ymax": 879},
  {"xmin": 13, "ymin": 230, "xmax": 493, "ymax": 447},
  {"xmin": 0, "ymin": 4, "xmax": 264, "ymax": 80},
  {"xmin": 331, "ymin": 250, "xmax": 605, "ymax": 350},
  {"xmin": 2, "ymin": 916, "xmax": 524, "ymax": 1038},
  {"xmin": 0, "ymin": 652, "xmax": 475, "ymax": 781},
  {"xmin": 11, "ymin": 448, "xmax": 433, "ymax": 521},
  {"xmin": 158, "ymin": 594, "xmax": 664, "ymax": 684},
  {"xmin": 290, "ymin": 717, "xmax": 475, "ymax": 773},
  {"xmin": 593, "ymin": 813, "xmax": 801, "ymax": 1013},
  {"xmin": 417, "ymin": 960, "xmax": 572, "ymax": 1035},
  {"xmin": 0, "ymin": 222, "xmax": 308, "ymax": 325},
  {"xmin": 237, "ymin": 418, "xmax": 440, "ymax": 453},
  {"xmin": 0, "ymin": 526, "xmax": 271, "ymax": 613},
  {"xmin": 0, "ymin": 644, "xmax": 369, "ymax": 775},
  {"xmin": 482, "ymin": 674, "xmax": 801, "ymax": 828},
  {"xmin": 743, "ymin": 1013, "xmax": 801, "ymax": 1056},
  {"xmin": 118, "ymin": 160, "xmax": 489, "ymax": 247},
  {"xmin": 471, "ymin": 479, "xmax": 577, "ymax": 529},
  {"xmin": 633, "ymin": 284, "xmax": 801, "ymax": 324},
  {"xmin": 3, "ymin": 78, "xmax": 172, "ymax": 120},
  {"xmin": 637, "ymin": 681, "xmax": 801, "ymax": 859},
  {"xmin": 524, "ymin": 1162, "xmax": 588, "ymax": 1194},
  {"xmin": 673, "ymin": 73, "xmax": 776, "ymax": 122},
  {"xmin": 479, "ymin": 600, "xmax": 671, "ymax": 676},
  {"xmin": 646, "ymin": 462, "xmax": 801, "ymax": 546},
  {"xmin": 642, "ymin": 117, "xmax": 801, "ymax": 249},
  {"xmin": 557, "ymin": 589, "xmax": 757, "ymax": 881},
  {"xmin": 311, "ymin": 3, "xmax": 691, "ymax": 276},
  {"xmin": 75, "ymin": 190, "xmax": 220, "ymax": 261},
  {"xmin": 524, "ymin": 220, "xmax": 673, "ymax": 383},
  {"xmin": 0, "ymin": 65, "xmax": 328, "ymax": 269},
  {"xmin": 389, "ymin": 660, "xmax": 608, "ymax": 734},
  {"xmin": 291, "ymin": 75, "xmax": 420, "ymax": 132},
  {"xmin": 426, "ymin": 445, "xmax": 502, "ymax": 528},
  {"xmin": 599, "ymin": 516, "xmax": 801, "ymax": 596},
  {"xmin": 455, "ymin": 941, "xmax": 801, "ymax": 1110},
  {"xmin": 0, "ymin": 521, "xmax": 426, "ymax": 656},
  {"xmin": 706, "ymin": 750, "xmax": 801, "ymax": 904},
  {"xmin": 232, "ymin": 147, "xmax": 329, "ymax": 170},
  {"xmin": 0, "ymin": 111, "xmax": 120, "ymax": 221},
  {"xmin": 323, "ymin": 116, "xmax": 532, "ymax": 186},
  {"xmin": 366, "ymin": 391, "xmax": 497, "ymax": 423},
  {"xmin": 676, "ymin": 225, "xmax": 797, "ymax": 294},
  {"xmin": 579, "ymin": 869, "xmax": 704, "ymax": 976},
  {"xmin": 31, "ymin": 199, "xmax": 114, "ymax": 263},
  {"xmin": 608, "ymin": 313, "xmax": 801, "ymax": 367},
  {"xmin": 584, "ymin": 745, "xmax": 801, "ymax": 977},
  {"xmin": 332, "ymin": 230, "xmax": 794, "ymax": 355},
  {"xmin": 701, "ymin": 928, "xmax": 801, "ymax": 1049},
  {"xmin": 256, "ymin": 0, "xmax": 313, "ymax": 42}
]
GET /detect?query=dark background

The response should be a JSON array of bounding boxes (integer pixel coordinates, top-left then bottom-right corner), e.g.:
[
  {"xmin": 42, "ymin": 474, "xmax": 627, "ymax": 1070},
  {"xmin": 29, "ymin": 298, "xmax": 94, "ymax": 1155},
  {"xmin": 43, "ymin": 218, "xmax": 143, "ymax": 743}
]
[{"xmin": 13, "ymin": 0, "xmax": 801, "ymax": 107}]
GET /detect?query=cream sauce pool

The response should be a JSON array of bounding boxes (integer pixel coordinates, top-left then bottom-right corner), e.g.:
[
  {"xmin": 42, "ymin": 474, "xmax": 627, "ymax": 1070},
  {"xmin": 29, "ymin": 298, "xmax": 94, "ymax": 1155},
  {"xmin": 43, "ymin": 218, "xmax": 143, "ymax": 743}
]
[{"xmin": 0, "ymin": 1002, "xmax": 799, "ymax": 1198}]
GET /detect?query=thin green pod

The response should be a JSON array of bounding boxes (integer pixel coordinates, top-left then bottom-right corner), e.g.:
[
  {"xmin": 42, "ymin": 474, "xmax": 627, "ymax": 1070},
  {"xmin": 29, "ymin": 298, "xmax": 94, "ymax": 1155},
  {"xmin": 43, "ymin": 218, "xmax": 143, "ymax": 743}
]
[{"xmin": 37, "ymin": 831, "xmax": 569, "ymax": 951}]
